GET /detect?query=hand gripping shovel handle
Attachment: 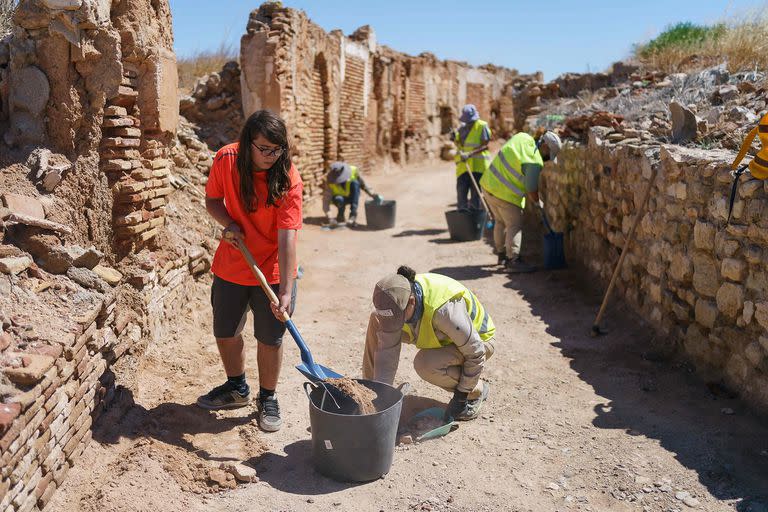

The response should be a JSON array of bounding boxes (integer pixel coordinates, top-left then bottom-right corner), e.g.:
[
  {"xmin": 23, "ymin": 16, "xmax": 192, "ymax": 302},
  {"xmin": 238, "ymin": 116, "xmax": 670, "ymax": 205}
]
[{"xmin": 234, "ymin": 240, "xmax": 320, "ymax": 372}]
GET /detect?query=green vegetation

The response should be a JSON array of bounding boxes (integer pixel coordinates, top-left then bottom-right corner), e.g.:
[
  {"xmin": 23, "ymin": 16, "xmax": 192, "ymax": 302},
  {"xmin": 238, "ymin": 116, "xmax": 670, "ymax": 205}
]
[
  {"xmin": 633, "ymin": 15, "xmax": 768, "ymax": 73},
  {"xmin": 635, "ymin": 22, "xmax": 726, "ymax": 59}
]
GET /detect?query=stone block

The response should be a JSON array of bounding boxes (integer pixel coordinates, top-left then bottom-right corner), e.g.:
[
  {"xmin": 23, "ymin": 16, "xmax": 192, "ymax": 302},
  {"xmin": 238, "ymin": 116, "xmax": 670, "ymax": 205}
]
[
  {"xmin": 0, "ymin": 256, "xmax": 32, "ymax": 275},
  {"xmin": 745, "ymin": 342, "xmax": 764, "ymax": 367},
  {"xmin": 3, "ymin": 353, "xmax": 55, "ymax": 386},
  {"xmin": 694, "ymin": 220, "xmax": 715, "ymax": 250},
  {"xmin": 139, "ymin": 48, "xmax": 179, "ymax": 133},
  {"xmin": 10, "ymin": 66, "xmax": 50, "ymax": 116},
  {"xmin": 716, "ymin": 282, "xmax": 744, "ymax": 318},
  {"xmin": 743, "ymin": 301, "xmax": 755, "ymax": 324},
  {"xmin": 693, "ymin": 252, "xmax": 719, "ymax": 297},
  {"xmin": 2, "ymin": 194, "xmax": 45, "ymax": 220},
  {"xmin": 721, "ymin": 258, "xmax": 747, "ymax": 282},
  {"xmin": 93, "ymin": 265, "xmax": 122, "ymax": 285},
  {"xmin": 755, "ymin": 302, "xmax": 768, "ymax": 330},
  {"xmin": 669, "ymin": 252, "xmax": 693, "ymax": 282},
  {"xmin": 695, "ymin": 299, "xmax": 719, "ymax": 329}
]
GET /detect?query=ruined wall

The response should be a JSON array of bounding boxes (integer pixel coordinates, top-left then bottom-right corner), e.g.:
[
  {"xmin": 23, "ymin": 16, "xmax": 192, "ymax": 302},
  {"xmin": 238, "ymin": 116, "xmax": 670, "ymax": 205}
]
[
  {"xmin": 0, "ymin": 1, "xmax": 209, "ymax": 509},
  {"xmin": 543, "ymin": 131, "xmax": 768, "ymax": 410},
  {"xmin": 3, "ymin": 0, "xmax": 177, "ymax": 255},
  {"xmin": 239, "ymin": 3, "xmax": 526, "ymax": 198}
]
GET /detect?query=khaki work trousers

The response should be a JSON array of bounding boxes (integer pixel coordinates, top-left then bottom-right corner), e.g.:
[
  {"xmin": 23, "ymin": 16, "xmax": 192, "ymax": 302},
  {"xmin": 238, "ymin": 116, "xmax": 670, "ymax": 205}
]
[
  {"xmin": 485, "ymin": 192, "xmax": 523, "ymax": 259},
  {"xmin": 362, "ymin": 315, "xmax": 495, "ymax": 400}
]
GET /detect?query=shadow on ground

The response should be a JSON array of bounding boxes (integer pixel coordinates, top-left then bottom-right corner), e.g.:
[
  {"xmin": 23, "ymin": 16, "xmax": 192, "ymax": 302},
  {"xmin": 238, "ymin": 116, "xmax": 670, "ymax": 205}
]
[
  {"xmin": 504, "ymin": 267, "xmax": 768, "ymax": 511},
  {"xmin": 429, "ymin": 264, "xmax": 496, "ymax": 281},
  {"xmin": 392, "ymin": 228, "xmax": 447, "ymax": 238}
]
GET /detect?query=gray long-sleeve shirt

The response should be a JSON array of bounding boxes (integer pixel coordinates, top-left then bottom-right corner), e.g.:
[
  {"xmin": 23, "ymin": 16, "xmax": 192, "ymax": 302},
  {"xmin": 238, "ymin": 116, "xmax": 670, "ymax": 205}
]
[
  {"xmin": 322, "ymin": 171, "xmax": 373, "ymax": 215},
  {"xmin": 372, "ymin": 298, "xmax": 487, "ymax": 393}
]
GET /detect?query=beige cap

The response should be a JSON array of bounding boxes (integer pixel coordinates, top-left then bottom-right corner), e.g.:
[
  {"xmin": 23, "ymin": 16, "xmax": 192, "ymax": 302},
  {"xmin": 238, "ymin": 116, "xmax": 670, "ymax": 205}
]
[{"xmin": 372, "ymin": 274, "xmax": 412, "ymax": 332}]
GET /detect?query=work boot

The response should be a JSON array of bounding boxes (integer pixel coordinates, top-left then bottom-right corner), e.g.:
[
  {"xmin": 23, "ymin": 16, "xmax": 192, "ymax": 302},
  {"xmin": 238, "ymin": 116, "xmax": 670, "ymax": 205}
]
[
  {"xmin": 258, "ymin": 394, "xmax": 282, "ymax": 432},
  {"xmin": 196, "ymin": 381, "xmax": 250, "ymax": 410},
  {"xmin": 505, "ymin": 257, "xmax": 535, "ymax": 274},
  {"xmin": 496, "ymin": 252, "xmax": 507, "ymax": 266},
  {"xmin": 454, "ymin": 381, "xmax": 490, "ymax": 421}
]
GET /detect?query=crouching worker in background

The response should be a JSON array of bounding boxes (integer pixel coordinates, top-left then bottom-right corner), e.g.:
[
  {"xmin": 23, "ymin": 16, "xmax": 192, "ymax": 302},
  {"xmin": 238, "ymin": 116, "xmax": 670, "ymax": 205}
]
[
  {"xmin": 323, "ymin": 161, "xmax": 381, "ymax": 227},
  {"xmin": 362, "ymin": 266, "xmax": 495, "ymax": 421}
]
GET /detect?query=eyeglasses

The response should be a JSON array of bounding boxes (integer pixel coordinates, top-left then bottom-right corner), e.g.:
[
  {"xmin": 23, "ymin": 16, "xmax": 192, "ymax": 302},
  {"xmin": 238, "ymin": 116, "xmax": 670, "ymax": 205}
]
[{"xmin": 251, "ymin": 142, "xmax": 285, "ymax": 158}]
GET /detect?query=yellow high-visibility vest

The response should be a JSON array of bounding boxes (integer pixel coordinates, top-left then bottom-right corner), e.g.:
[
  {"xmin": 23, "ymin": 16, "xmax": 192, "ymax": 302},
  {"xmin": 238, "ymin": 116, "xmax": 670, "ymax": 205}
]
[
  {"xmin": 402, "ymin": 273, "xmax": 495, "ymax": 349},
  {"xmin": 454, "ymin": 120, "xmax": 492, "ymax": 177},
  {"xmin": 329, "ymin": 166, "xmax": 359, "ymax": 197},
  {"xmin": 480, "ymin": 132, "xmax": 543, "ymax": 209}
]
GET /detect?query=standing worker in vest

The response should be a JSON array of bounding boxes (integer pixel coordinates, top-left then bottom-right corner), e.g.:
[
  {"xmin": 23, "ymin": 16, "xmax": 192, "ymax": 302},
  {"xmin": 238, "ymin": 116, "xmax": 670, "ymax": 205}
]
[
  {"xmin": 323, "ymin": 161, "xmax": 381, "ymax": 227},
  {"xmin": 453, "ymin": 104, "xmax": 492, "ymax": 210},
  {"xmin": 198, "ymin": 110, "xmax": 303, "ymax": 433},
  {"xmin": 362, "ymin": 265, "xmax": 495, "ymax": 421},
  {"xmin": 480, "ymin": 131, "xmax": 562, "ymax": 273}
]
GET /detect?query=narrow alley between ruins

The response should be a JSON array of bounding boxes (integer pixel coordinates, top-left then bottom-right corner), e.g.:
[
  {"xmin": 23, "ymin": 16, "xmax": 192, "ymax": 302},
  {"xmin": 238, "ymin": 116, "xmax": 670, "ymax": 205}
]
[{"xmin": 48, "ymin": 163, "xmax": 768, "ymax": 512}]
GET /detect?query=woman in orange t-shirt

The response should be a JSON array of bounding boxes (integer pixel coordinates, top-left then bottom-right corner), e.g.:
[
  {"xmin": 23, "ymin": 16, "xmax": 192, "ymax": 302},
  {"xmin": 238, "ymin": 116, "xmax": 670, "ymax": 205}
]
[{"xmin": 197, "ymin": 110, "xmax": 303, "ymax": 433}]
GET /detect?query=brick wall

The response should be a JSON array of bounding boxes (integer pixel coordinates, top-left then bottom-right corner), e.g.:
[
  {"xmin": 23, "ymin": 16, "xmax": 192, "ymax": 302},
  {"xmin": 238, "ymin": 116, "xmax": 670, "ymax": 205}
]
[{"xmin": 240, "ymin": 4, "xmax": 529, "ymax": 196}]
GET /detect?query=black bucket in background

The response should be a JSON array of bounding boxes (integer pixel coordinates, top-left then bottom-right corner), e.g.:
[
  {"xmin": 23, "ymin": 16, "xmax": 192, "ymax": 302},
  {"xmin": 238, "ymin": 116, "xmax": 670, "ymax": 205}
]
[
  {"xmin": 445, "ymin": 209, "xmax": 486, "ymax": 241},
  {"xmin": 364, "ymin": 200, "xmax": 397, "ymax": 230},
  {"xmin": 543, "ymin": 231, "xmax": 566, "ymax": 269},
  {"xmin": 305, "ymin": 380, "xmax": 405, "ymax": 482}
]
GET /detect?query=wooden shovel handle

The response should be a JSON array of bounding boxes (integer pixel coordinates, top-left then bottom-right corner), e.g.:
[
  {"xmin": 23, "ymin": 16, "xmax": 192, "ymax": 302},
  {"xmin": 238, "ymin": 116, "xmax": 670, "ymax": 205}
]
[{"xmin": 235, "ymin": 240, "xmax": 291, "ymax": 322}]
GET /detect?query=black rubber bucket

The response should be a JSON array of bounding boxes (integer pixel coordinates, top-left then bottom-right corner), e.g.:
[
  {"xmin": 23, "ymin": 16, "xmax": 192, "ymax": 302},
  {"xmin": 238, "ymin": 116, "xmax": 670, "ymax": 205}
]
[
  {"xmin": 365, "ymin": 200, "xmax": 397, "ymax": 230},
  {"xmin": 543, "ymin": 231, "xmax": 566, "ymax": 269},
  {"xmin": 445, "ymin": 209, "xmax": 486, "ymax": 241},
  {"xmin": 305, "ymin": 380, "xmax": 405, "ymax": 482}
]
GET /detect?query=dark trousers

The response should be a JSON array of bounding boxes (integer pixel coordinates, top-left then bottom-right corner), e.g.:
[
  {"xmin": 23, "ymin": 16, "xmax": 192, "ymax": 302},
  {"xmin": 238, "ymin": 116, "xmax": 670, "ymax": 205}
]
[
  {"xmin": 456, "ymin": 172, "xmax": 484, "ymax": 210},
  {"xmin": 332, "ymin": 180, "xmax": 361, "ymax": 220}
]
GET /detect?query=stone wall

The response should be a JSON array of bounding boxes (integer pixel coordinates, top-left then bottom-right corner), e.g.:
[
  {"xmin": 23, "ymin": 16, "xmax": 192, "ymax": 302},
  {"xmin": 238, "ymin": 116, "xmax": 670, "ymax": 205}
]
[
  {"xmin": 239, "ymin": 3, "xmax": 528, "ymax": 198},
  {"xmin": 543, "ymin": 130, "xmax": 768, "ymax": 410}
]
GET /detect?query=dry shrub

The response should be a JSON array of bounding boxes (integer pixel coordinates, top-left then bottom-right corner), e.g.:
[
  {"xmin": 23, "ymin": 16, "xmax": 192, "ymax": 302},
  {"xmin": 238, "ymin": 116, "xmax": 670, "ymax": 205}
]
[
  {"xmin": 1, "ymin": 0, "xmax": 16, "ymax": 37},
  {"xmin": 177, "ymin": 41, "xmax": 237, "ymax": 92},
  {"xmin": 635, "ymin": 12, "xmax": 768, "ymax": 73}
]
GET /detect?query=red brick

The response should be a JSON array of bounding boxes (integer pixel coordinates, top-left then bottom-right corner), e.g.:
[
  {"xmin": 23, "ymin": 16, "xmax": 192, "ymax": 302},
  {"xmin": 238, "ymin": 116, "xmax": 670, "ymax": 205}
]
[
  {"xmin": 0, "ymin": 403, "xmax": 21, "ymax": 434},
  {"xmin": 102, "ymin": 116, "xmax": 133, "ymax": 128}
]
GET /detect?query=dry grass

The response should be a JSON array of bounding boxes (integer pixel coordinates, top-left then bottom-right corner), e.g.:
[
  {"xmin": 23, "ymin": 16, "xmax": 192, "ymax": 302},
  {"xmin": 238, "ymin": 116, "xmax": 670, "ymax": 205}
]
[
  {"xmin": 635, "ymin": 13, "xmax": 768, "ymax": 73},
  {"xmin": 177, "ymin": 41, "xmax": 237, "ymax": 92},
  {"xmin": 1, "ymin": 0, "xmax": 16, "ymax": 37}
]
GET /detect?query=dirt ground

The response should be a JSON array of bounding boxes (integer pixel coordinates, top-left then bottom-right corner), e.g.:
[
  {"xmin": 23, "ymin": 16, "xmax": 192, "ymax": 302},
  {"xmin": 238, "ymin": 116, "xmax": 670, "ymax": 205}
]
[{"xmin": 50, "ymin": 162, "xmax": 768, "ymax": 512}]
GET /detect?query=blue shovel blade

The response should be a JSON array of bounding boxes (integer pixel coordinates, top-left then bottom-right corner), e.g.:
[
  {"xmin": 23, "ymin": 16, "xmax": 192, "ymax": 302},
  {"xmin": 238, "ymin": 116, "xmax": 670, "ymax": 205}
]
[
  {"xmin": 409, "ymin": 406, "xmax": 459, "ymax": 441},
  {"xmin": 296, "ymin": 363, "xmax": 342, "ymax": 383}
]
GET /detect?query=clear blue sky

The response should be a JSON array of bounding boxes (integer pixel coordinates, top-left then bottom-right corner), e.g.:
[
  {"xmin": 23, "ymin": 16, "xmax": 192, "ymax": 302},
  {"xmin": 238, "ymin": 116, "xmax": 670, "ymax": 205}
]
[{"xmin": 169, "ymin": 0, "xmax": 766, "ymax": 81}]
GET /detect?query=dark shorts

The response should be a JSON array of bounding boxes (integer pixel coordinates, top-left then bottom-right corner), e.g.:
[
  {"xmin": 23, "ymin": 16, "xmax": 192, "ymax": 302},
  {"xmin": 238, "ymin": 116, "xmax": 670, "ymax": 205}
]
[{"xmin": 211, "ymin": 275, "xmax": 297, "ymax": 345}]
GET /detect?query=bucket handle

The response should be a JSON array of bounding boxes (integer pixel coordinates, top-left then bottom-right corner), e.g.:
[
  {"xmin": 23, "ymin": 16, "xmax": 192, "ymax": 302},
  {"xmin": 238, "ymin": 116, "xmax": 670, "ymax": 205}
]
[
  {"xmin": 397, "ymin": 382, "xmax": 413, "ymax": 396},
  {"xmin": 304, "ymin": 380, "xmax": 341, "ymax": 410}
]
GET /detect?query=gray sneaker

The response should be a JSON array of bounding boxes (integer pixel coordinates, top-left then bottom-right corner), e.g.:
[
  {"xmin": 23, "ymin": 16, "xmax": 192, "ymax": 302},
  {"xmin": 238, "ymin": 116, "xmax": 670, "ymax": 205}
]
[
  {"xmin": 258, "ymin": 395, "xmax": 282, "ymax": 432},
  {"xmin": 196, "ymin": 382, "xmax": 250, "ymax": 410},
  {"xmin": 505, "ymin": 258, "xmax": 536, "ymax": 274},
  {"xmin": 455, "ymin": 381, "xmax": 490, "ymax": 421}
]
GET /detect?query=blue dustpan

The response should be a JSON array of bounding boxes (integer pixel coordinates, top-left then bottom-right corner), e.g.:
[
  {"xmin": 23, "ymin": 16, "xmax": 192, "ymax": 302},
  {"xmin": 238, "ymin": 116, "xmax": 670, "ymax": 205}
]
[{"xmin": 409, "ymin": 407, "xmax": 459, "ymax": 441}]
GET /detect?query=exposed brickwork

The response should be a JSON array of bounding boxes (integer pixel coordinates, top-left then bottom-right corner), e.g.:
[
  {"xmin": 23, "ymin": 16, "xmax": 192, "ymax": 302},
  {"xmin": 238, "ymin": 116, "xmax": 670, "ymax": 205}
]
[{"xmin": 240, "ymin": 4, "xmax": 534, "ymax": 197}]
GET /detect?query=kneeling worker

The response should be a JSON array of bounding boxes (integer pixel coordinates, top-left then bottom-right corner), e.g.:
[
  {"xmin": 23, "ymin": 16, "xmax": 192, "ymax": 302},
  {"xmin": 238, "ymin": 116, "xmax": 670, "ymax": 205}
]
[
  {"xmin": 480, "ymin": 130, "xmax": 562, "ymax": 272},
  {"xmin": 362, "ymin": 265, "xmax": 495, "ymax": 420},
  {"xmin": 323, "ymin": 161, "xmax": 380, "ymax": 227}
]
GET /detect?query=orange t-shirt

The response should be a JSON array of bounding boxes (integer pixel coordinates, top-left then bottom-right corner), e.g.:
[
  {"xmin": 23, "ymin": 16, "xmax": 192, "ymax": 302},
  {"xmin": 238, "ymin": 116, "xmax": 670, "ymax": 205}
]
[{"xmin": 205, "ymin": 142, "xmax": 303, "ymax": 286}]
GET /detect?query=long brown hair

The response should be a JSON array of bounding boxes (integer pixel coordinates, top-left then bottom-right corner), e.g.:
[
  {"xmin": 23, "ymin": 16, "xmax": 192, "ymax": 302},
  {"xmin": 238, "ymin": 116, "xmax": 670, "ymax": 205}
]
[{"xmin": 236, "ymin": 110, "xmax": 292, "ymax": 210}]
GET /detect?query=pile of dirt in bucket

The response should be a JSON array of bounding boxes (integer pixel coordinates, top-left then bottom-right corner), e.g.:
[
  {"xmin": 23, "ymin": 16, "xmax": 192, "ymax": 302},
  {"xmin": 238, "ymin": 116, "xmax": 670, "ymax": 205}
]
[{"xmin": 326, "ymin": 377, "xmax": 378, "ymax": 415}]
